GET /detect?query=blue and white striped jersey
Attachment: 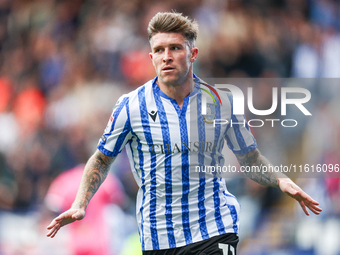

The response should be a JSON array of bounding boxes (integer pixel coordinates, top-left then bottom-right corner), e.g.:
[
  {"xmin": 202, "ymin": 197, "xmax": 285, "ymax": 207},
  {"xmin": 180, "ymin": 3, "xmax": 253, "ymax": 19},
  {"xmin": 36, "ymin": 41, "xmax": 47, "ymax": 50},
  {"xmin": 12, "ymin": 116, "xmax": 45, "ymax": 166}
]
[{"xmin": 97, "ymin": 75, "xmax": 257, "ymax": 251}]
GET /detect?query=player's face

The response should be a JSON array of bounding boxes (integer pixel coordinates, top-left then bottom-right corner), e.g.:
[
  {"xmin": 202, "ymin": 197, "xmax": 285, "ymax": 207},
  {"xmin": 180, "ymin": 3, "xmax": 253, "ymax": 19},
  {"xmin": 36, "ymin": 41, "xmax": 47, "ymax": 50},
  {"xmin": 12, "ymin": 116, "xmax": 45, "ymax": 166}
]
[{"xmin": 149, "ymin": 32, "xmax": 198, "ymax": 87}]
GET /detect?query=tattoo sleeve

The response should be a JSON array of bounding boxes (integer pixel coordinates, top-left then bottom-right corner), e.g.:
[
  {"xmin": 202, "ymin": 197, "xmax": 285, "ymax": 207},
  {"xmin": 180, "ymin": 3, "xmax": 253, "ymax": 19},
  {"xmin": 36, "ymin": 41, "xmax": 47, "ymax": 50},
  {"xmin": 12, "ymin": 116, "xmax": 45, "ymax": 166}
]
[
  {"xmin": 72, "ymin": 149, "xmax": 116, "ymax": 210},
  {"xmin": 235, "ymin": 148, "xmax": 283, "ymax": 187}
]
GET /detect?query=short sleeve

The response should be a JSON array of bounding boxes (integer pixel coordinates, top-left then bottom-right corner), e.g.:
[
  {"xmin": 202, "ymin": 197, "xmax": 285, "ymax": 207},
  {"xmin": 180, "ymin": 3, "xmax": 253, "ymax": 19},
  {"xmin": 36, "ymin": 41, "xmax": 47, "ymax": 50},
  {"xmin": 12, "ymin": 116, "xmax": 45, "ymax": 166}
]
[
  {"xmin": 224, "ymin": 93, "xmax": 257, "ymax": 154},
  {"xmin": 97, "ymin": 95, "xmax": 132, "ymax": 157}
]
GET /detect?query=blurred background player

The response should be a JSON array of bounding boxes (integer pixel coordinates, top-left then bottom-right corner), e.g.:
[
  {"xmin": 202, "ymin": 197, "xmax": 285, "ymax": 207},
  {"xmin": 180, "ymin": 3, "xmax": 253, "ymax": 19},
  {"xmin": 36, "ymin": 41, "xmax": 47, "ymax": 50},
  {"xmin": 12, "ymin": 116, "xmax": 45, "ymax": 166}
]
[{"xmin": 45, "ymin": 164, "xmax": 124, "ymax": 255}]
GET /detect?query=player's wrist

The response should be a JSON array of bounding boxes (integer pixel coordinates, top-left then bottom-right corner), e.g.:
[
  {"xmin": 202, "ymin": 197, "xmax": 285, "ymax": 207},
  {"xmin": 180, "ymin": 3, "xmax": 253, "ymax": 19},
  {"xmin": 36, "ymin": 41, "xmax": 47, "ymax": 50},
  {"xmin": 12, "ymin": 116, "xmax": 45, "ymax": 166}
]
[
  {"xmin": 71, "ymin": 201, "xmax": 87, "ymax": 211},
  {"xmin": 277, "ymin": 177, "xmax": 293, "ymax": 188}
]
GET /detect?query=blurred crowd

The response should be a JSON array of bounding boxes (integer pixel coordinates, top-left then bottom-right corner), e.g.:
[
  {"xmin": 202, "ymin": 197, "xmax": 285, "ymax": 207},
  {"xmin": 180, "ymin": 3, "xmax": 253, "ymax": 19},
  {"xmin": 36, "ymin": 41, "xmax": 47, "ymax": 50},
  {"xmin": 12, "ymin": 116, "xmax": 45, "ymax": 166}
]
[{"xmin": 0, "ymin": 0, "xmax": 340, "ymax": 254}]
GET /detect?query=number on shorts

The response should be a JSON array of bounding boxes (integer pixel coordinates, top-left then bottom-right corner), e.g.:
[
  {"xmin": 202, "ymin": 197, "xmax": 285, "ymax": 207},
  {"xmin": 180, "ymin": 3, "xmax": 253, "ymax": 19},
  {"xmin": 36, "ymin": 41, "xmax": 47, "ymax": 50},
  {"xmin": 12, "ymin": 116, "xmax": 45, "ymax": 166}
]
[{"xmin": 218, "ymin": 243, "xmax": 235, "ymax": 255}]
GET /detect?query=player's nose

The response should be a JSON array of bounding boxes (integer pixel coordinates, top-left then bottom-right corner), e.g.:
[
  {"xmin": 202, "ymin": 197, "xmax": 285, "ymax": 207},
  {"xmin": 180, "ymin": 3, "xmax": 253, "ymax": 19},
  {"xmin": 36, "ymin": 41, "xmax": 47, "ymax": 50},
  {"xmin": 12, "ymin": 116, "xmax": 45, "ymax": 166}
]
[{"xmin": 163, "ymin": 48, "xmax": 173, "ymax": 63}]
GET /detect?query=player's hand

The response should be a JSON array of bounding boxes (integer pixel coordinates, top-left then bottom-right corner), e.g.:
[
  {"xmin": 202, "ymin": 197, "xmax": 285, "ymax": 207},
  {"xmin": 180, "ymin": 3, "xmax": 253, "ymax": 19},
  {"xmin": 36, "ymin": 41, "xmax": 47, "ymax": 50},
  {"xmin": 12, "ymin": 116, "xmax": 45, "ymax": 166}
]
[
  {"xmin": 278, "ymin": 178, "xmax": 322, "ymax": 216},
  {"xmin": 46, "ymin": 208, "xmax": 85, "ymax": 238}
]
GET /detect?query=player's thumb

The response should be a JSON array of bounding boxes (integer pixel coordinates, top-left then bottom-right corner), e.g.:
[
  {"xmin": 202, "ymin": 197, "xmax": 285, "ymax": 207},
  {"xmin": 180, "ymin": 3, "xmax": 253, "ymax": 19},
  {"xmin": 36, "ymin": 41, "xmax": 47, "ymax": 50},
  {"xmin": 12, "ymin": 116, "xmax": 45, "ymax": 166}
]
[
  {"xmin": 72, "ymin": 210, "xmax": 85, "ymax": 220},
  {"xmin": 287, "ymin": 184, "xmax": 298, "ymax": 196}
]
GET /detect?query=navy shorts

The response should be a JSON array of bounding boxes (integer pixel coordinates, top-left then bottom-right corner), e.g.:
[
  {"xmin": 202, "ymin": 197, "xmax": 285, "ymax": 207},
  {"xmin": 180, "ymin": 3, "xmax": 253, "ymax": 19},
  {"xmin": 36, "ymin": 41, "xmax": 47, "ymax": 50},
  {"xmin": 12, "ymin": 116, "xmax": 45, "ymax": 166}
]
[{"xmin": 143, "ymin": 233, "xmax": 239, "ymax": 255}]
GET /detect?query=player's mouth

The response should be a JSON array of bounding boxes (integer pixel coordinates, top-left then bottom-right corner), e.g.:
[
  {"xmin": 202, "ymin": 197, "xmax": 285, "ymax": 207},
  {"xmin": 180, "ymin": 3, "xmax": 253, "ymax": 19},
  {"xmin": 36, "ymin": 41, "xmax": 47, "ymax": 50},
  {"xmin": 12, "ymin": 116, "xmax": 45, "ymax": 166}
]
[{"xmin": 162, "ymin": 66, "xmax": 175, "ymax": 73}]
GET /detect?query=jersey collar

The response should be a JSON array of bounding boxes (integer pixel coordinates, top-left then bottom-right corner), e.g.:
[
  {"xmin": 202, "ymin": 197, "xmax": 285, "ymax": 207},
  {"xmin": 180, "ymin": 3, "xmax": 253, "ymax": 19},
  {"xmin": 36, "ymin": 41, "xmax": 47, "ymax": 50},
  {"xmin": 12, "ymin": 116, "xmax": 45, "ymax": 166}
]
[{"xmin": 152, "ymin": 74, "xmax": 200, "ymax": 100}]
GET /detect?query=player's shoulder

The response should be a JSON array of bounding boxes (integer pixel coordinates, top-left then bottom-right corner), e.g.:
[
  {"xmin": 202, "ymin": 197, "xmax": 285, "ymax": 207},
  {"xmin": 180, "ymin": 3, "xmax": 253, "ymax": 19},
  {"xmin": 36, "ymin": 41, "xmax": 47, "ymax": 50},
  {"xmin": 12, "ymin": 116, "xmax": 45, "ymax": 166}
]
[
  {"xmin": 116, "ymin": 79, "xmax": 154, "ymax": 104},
  {"xmin": 196, "ymin": 78, "xmax": 233, "ymax": 104}
]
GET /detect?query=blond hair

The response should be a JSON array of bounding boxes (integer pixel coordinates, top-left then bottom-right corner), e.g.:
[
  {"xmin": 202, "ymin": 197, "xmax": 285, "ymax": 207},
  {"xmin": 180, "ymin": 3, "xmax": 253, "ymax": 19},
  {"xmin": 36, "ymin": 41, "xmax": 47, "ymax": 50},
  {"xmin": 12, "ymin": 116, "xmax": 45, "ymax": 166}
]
[{"xmin": 147, "ymin": 12, "xmax": 198, "ymax": 48}]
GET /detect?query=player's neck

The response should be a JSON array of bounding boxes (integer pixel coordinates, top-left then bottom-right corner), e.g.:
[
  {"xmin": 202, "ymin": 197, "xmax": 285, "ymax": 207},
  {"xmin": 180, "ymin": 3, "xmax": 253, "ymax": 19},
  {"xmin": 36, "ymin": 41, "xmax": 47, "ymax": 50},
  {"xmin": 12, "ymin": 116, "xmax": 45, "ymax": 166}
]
[{"xmin": 157, "ymin": 73, "xmax": 194, "ymax": 109}]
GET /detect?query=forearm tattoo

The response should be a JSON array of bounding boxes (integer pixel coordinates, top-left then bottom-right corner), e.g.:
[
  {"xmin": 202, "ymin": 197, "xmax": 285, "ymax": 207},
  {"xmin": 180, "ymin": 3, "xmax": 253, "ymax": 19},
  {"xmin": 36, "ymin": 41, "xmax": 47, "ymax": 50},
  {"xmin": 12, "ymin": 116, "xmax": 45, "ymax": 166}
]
[
  {"xmin": 235, "ymin": 148, "xmax": 279, "ymax": 187},
  {"xmin": 73, "ymin": 150, "xmax": 114, "ymax": 209}
]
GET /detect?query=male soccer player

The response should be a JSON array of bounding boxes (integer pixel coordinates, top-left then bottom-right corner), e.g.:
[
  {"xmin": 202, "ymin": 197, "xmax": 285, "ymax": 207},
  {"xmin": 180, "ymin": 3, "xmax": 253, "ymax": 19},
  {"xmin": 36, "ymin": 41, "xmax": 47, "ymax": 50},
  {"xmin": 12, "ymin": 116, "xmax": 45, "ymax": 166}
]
[{"xmin": 47, "ymin": 12, "xmax": 322, "ymax": 254}]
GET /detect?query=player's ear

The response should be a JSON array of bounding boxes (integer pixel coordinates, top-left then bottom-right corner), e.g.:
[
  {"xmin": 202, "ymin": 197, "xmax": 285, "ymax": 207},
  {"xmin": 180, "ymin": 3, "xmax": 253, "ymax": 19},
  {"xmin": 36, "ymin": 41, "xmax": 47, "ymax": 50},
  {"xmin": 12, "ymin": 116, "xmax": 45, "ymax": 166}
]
[
  {"xmin": 149, "ymin": 52, "xmax": 155, "ymax": 67},
  {"xmin": 190, "ymin": 47, "xmax": 198, "ymax": 63},
  {"xmin": 149, "ymin": 38, "xmax": 154, "ymax": 61}
]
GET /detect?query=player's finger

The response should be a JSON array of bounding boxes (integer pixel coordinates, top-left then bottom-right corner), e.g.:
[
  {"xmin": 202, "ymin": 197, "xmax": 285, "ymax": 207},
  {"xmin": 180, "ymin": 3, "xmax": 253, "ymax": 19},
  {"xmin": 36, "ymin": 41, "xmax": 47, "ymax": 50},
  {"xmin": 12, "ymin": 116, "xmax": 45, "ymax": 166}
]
[
  {"xmin": 54, "ymin": 212, "xmax": 70, "ymax": 221},
  {"xmin": 50, "ymin": 227, "xmax": 60, "ymax": 238},
  {"xmin": 306, "ymin": 203, "xmax": 322, "ymax": 215},
  {"xmin": 299, "ymin": 194, "xmax": 322, "ymax": 214},
  {"xmin": 46, "ymin": 228, "xmax": 55, "ymax": 237},
  {"xmin": 309, "ymin": 208, "xmax": 321, "ymax": 215},
  {"xmin": 298, "ymin": 191, "xmax": 316, "ymax": 203},
  {"xmin": 306, "ymin": 197, "xmax": 320, "ymax": 206},
  {"xmin": 51, "ymin": 224, "xmax": 61, "ymax": 238},
  {"xmin": 315, "ymin": 205, "xmax": 322, "ymax": 212},
  {"xmin": 299, "ymin": 200, "xmax": 309, "ymax": 216},
  {"xmin": 47, "ymin": 220, "xmax": 58, "ymax": 230},
  {"xmin": 48, "ymin": 229, "xmax": 57, "ymax": 238},
  {"xmin": 47, "ymin": 224, "xmax": 59, "ymax": 237}
]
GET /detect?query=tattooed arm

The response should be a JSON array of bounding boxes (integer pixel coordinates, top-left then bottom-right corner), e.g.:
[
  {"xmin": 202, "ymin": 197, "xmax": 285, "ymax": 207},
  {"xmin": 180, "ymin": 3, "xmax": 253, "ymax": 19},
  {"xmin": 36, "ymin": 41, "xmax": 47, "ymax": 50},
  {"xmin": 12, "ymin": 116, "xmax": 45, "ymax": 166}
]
[
  {"xmin": 235, "ymin": 148, "xmax": 282, "ymax": 187},
  {"xmin": 236, "ymin": 148, "xmax": 322, "ymax": 216},
  {"xmin": 72, "ymin": 149, "xmax": 115, "ymax": 210},
  {"xmin": 47, "ymin": 150, "xmax": 115, "ymax": 238}
]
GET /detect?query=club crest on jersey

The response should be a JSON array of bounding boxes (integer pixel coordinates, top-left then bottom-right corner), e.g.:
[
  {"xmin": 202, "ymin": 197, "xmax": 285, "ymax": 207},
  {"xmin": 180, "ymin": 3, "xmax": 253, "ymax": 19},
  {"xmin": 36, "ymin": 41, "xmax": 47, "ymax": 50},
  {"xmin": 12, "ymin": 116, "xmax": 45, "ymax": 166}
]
[{"xmin": 203, "ymin": 103, "xmax": 216, "ymax": 124}]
